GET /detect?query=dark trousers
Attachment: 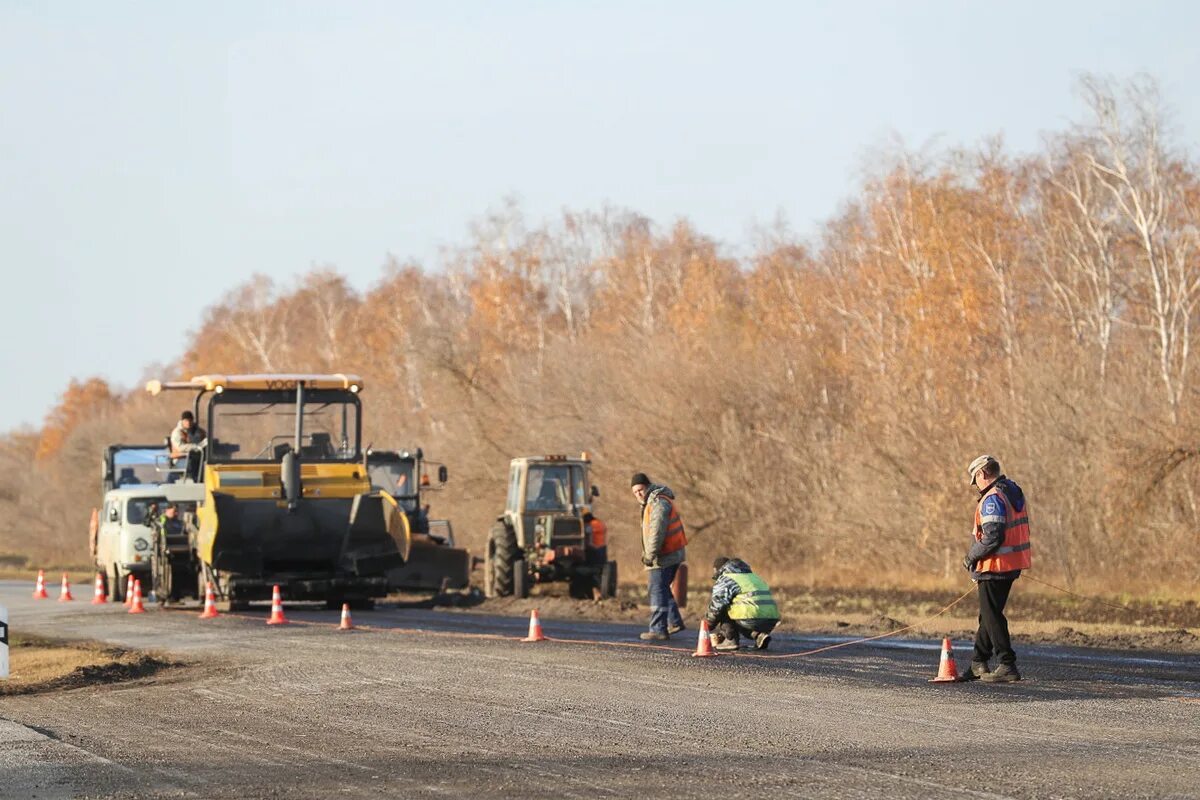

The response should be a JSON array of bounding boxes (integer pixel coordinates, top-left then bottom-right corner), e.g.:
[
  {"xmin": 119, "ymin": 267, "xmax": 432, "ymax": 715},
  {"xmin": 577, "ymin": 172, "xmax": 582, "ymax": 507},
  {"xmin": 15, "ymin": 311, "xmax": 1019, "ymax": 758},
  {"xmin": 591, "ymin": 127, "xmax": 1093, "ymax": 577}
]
[
  {"xmin": 586, "ymin": 546, "xmax": 607, "ymax": 592},
  {"xmin": 974, "ymin": 578, "xmax": 1016, "ymax": 666},
  {"xmin": 647, "ymin": 565, "xmax": 684, "ymax": 633},
  {"xmin": 712, "ymin": 610, "xmax": 778, "ymax": 644}
]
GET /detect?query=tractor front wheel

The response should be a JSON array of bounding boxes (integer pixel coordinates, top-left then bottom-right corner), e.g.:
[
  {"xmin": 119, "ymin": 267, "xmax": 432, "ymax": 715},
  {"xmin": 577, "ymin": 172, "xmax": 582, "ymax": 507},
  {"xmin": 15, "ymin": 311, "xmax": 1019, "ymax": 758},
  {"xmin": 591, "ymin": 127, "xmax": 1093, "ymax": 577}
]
[{"xmin": 488, "ymin": 523, "xmax": 518, "ymax": 598}]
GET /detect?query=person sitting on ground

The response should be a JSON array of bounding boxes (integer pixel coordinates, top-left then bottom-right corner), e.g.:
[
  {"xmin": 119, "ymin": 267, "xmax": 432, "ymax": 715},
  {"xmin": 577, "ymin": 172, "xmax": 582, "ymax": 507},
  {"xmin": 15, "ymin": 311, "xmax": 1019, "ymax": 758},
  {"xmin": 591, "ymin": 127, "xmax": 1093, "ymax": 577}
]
[{"xmin": 704, "ymin": 556, "xmax": 780, "ymax": 651}]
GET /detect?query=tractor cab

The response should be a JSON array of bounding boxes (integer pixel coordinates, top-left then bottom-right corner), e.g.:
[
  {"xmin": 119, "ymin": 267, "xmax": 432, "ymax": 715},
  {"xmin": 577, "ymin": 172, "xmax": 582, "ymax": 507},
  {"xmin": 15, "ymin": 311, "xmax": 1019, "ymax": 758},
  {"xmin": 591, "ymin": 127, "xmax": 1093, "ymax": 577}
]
[
  {"xmin": 101, "ymin": 443, "xmax": 179, "ymax": 493},
  {"xmin": 366, "ymin": 448, "xmax": 468, "ymax": 592}
]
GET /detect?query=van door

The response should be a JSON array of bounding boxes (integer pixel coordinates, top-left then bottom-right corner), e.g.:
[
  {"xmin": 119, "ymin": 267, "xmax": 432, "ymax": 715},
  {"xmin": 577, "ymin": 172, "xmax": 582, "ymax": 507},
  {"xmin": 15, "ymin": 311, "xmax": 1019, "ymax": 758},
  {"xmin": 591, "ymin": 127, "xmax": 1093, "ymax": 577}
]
[{"xmin": 97, "ymin": 498, "xmax": 119, "ymax": 567}]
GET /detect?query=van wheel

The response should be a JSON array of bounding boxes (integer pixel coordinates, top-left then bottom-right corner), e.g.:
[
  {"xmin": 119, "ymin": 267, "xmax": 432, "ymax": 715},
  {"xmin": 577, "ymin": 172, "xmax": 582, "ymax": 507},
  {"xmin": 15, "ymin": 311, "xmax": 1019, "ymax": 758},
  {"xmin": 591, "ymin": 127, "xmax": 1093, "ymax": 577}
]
[{"xmin": 109, "ymin": 565, "xmax": 125, "ymax": 602}]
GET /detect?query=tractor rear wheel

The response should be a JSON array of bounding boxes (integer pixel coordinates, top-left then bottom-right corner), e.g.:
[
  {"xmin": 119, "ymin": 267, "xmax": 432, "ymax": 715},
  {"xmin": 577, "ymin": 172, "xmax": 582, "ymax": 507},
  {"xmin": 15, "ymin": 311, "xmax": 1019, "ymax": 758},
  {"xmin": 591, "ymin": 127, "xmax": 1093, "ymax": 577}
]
[
  {"xmin": 600, "ymin": 560, "xmax": 618, "ymax": 599},
  {"xmin": 568, "ymin": 573, "xmax": 592, "ymax": 600},
  {"xmin": 489, "ymin": 522, "xmax": 518, "ymax": 597}
]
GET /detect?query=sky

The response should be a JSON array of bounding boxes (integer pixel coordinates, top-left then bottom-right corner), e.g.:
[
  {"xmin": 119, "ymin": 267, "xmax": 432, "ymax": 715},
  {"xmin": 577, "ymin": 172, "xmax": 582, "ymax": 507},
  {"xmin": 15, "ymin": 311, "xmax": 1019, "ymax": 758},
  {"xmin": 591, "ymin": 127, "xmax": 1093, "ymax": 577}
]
[{"xmin": 1, "ymin": 0, "xmax": 1198, "ymax": 431}]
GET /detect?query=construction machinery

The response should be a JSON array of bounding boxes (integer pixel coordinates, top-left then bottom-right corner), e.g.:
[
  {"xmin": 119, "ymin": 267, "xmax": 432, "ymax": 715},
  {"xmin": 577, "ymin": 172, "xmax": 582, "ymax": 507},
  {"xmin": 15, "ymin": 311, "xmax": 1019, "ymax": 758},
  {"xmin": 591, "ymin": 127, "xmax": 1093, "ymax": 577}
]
[
  {"xmin": 93, "ymin": 443, "xmax": 203, "ymax": 601},
  {"xmin": 145, "ymin": 374, "xmax": 407, "ymax": 609},
  {"xmin": 365, "ymin": 448, "xmax": 470, "ymax": 592},
  {"xmin": 484, "ymin": 454, "xmax": 616, "ymax": 599}
]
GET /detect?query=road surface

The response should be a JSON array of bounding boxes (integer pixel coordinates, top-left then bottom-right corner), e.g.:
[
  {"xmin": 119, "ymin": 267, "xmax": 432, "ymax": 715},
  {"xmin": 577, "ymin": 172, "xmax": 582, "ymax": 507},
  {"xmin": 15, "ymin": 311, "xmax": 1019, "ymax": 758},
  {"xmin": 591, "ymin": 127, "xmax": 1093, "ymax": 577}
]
[{"xmin": 1, "ymin": 579, "xmax": 1197, "ymax": 799}]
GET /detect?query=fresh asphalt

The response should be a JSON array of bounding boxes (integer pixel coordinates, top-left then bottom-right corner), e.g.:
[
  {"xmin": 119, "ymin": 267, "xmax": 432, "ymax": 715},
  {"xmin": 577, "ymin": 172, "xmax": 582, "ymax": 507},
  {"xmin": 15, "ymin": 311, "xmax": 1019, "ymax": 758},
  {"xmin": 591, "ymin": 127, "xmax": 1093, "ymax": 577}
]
[{"xmin": 1, "ymin": 579, "xmax": 1197, "ymax": 799}]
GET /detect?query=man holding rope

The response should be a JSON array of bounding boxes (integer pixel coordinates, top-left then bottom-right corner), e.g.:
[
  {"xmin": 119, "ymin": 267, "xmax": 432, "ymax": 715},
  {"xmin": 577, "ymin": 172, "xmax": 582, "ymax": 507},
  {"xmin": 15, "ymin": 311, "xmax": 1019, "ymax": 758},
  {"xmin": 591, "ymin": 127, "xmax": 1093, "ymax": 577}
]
[{"xmin": 963, "ymin": 455, "xmax": 1032, "ymax": 683}]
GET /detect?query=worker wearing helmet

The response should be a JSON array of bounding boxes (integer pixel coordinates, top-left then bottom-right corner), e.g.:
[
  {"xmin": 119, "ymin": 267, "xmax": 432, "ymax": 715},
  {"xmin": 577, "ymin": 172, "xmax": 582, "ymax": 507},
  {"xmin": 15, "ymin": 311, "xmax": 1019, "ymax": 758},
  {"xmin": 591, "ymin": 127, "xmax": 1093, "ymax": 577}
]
[
  {"xmin": 963, "ymin": 455, "xmax": 1032, "ymax": 683},
  {"xmin": 705, "ymin": 556, "xmax": 780, "ymax": 651}
]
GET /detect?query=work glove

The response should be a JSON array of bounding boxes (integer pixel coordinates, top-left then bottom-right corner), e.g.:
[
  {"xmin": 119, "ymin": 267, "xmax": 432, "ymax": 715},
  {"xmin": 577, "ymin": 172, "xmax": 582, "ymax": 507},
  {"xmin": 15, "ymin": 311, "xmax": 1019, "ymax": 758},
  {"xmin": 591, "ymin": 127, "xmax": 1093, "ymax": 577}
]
[
  {"xmin": 641, "ymin": 555, "xmax": 654, "ymax": 567},
  {"xmin": 962, "ymin": 555, "xmax": 976, "ymax": 573}
]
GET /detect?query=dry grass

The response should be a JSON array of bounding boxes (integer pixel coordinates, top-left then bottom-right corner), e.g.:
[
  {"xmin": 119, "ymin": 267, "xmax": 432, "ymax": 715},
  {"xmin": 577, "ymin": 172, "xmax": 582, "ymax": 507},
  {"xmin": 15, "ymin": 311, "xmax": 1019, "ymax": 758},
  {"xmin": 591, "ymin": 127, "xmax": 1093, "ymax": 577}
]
[{"xmin": 1, "ymin": 634, "xmax": 119, "ymax": 691}]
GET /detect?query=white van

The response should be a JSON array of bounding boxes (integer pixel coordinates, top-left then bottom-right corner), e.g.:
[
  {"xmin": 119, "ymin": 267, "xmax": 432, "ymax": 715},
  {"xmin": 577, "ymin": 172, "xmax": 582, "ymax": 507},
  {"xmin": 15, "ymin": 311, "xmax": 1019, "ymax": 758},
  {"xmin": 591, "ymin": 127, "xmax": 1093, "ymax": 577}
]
[{"xmin": 95, "ymin": 484, "xmax": 202, "ymax": 601}]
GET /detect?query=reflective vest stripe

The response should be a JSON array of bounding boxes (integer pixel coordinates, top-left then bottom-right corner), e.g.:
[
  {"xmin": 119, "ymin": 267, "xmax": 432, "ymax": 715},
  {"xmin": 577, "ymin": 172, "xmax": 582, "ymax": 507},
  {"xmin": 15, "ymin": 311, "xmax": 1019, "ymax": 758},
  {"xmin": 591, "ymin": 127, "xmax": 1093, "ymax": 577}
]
[
  {"xmin": 974, "ymin": 486, "xmax": 1032, "ymax": 573},
  {"xmin": 728, "ymin": 573, "xmax": 780, "ymax": 621},
  {"xmin": 645, "ymin": 495, "xmax": 687, "ymax": 556}
]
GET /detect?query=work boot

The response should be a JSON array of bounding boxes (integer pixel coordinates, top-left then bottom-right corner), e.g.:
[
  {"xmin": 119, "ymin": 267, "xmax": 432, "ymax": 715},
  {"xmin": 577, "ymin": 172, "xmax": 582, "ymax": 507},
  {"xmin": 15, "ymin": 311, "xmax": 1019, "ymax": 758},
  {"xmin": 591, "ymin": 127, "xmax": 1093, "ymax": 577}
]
[
  {"xmin": 639, "ymin": 631, "xmax": 669, "ymax": 641},
  {"xmin": 711, "ymin": 633, "xmax": 739, "ymax": 652},
  {"xmin": 962, "ymin": 661, "xmax": 990, "ymax": 682},
  {"xmin": 980, "ymin": 663, "xmax": 1022, "ymax": 683},
  {"xmin": 667, "ymin": 622, "xmax": 686, "ymax": 635},
  {"xmin": 753, "ymin": 631, "xmax": 772, "ymax": 651}
]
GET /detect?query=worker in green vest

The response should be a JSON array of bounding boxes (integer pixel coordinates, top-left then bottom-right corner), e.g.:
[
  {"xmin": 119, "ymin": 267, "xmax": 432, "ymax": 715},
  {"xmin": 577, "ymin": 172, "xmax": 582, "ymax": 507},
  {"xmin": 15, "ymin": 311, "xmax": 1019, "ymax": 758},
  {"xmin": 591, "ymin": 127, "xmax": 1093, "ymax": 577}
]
[{"xmin": 704, "ymin": 556, "xmax": 780, "ymax": 651}]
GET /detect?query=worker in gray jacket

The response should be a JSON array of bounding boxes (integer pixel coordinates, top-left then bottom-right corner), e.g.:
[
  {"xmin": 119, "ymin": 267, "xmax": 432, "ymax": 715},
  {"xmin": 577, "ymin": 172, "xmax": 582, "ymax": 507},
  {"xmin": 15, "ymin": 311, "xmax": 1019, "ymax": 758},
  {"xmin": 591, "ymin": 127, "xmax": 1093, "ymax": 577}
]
[{"xmin": 631, "ymin": 472, "xmax": 687, "ymax": 640}]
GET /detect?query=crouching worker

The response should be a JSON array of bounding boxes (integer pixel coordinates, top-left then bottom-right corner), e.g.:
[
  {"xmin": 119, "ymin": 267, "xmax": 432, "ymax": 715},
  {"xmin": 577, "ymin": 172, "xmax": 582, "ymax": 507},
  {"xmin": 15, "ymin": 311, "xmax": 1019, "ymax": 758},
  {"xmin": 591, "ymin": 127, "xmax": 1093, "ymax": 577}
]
[{"xmin": 705, "ymin": 556, "xmax": 780, "ymax": 651}]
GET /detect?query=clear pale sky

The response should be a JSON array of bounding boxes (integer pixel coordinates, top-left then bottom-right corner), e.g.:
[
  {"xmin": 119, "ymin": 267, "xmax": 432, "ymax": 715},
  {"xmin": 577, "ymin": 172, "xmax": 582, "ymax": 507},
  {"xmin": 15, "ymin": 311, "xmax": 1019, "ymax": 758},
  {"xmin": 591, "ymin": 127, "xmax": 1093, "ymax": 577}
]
[{"xmin": 2, "ymin": 1, "xmax": 1197, "ymax": 431}]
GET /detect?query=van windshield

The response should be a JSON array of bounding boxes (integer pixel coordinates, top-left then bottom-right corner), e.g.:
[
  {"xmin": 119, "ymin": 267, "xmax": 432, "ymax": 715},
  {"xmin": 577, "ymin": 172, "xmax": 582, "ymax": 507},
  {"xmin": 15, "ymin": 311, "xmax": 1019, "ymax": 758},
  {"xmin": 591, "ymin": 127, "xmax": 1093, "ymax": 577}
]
[{"xmin": 126, "ymin": 497, "xmax": 167, "ymax": 526}]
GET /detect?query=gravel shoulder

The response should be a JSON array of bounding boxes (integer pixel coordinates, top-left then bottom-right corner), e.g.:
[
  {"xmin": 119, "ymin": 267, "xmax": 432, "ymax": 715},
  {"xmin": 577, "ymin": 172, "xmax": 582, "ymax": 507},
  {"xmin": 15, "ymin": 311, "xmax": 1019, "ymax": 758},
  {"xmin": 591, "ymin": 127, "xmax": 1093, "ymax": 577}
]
[{"xmin": 1, "ymin": 581, "xmax": 1198, "ymax": 799}]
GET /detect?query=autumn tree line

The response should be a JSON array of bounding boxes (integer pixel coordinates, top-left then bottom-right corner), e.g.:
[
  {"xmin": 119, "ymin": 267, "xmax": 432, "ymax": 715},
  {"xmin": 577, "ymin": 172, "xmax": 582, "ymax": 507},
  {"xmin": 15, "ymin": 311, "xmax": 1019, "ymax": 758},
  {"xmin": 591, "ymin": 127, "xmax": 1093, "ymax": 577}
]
[{"xmin": 3, "ymin": 77, "xmax": 1197, "ymax": 595}]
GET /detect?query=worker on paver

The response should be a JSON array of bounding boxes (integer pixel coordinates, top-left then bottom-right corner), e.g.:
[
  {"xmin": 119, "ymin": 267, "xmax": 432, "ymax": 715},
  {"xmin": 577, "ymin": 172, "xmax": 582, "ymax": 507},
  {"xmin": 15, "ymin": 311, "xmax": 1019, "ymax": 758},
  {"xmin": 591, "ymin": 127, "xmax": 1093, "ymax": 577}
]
[
  {"xmin": 705, "ymin": 556, "xmax": 780, "ymax": 651},
  {"xmin": 963, "ymin": 454, "xmax": 1031, "ymax": 683},
  {"xmin": 169, "ymin": 410, "xmax": 206, "ymax": 481},
  {"xmin": 631, "ymin": 472, "xmax": 687, "ymax": 640},
  {"xmin": 584, "ymin": 511, "xmax": 608, "ymax": 601}
]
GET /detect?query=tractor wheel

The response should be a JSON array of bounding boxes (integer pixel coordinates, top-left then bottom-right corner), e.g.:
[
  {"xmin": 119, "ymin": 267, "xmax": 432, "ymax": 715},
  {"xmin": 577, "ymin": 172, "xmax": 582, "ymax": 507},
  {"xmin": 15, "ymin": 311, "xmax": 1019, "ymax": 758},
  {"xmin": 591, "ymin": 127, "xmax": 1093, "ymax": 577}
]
[
  {"xmin": 568, "ymin": 573, "xmax": 592, "ymax": 600},
  {"xmin": 489, "ymin": 522, "xmax": 517, "ymax": 597},
  {"xmin": 601, "ymin": 560, "xmax": 618, "ymax": 599},
  {"xmin": 512, "ymin": 559, "xmax": 530, "ymax": 599}
]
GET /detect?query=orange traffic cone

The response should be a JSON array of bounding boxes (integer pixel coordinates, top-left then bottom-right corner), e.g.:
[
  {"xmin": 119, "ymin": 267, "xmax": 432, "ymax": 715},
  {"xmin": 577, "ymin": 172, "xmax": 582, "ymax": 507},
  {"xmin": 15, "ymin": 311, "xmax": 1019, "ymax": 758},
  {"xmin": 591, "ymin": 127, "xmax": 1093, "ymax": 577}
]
[
  {"xmin": 33, "ymin": 569, "xmax": 49, "ymax": 599},
  {"xmin": 124, "ymin": 574, "xmax": 135, "ymax": 607},
  {"xmin": 338, "ymin": 603, "xmax": 354, "ymax": 631},
  {"xmin": 929, "ymin": 637, "xmax": 961, "ymax": 683},
  {"xmin": 128, "ymin": 579, "xmax": 146, "ymax": 614},
  {"xmin": 91, "ymin": 572, "xmax": 107, "ymax": 605},
  {"xmin": 521, "ymin": 609, "xmax": 546, "ymax": 642},
  {"xmin": 266, "ymin": 585, "xmax": 288, "ymax": 625},
  {"xmin": 199, "ymin": 582, "xmax": 220, "ymax": 619},
  {"xmin": 58, "ymin": 573, "xmax": 74, "ymax": 602},
  {"xmin": 692, "ymin": 619, "xmax": 717, "ymax": 658}
]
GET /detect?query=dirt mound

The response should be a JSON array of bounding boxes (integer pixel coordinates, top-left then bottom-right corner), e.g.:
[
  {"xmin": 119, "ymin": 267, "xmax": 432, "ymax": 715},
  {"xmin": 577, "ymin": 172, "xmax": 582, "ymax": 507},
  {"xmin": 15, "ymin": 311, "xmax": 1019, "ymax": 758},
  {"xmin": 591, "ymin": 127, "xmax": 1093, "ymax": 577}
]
[
  {"xmin": 0, "ymin": 636, "xmax": 177, "ymax": 697},
  {"xmin": 866, "ymin": 615, "xmax": 907, "ymax": 632}
]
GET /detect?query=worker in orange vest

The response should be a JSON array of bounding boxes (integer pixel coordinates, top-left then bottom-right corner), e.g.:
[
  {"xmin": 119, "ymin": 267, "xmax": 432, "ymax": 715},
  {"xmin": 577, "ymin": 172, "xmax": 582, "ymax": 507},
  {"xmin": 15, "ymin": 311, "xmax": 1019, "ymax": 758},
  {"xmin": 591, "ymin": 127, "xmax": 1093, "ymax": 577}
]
[
  {"xmin": 584, "ymin": 511, "xmax": 608, "ymax": 601},
  {"xmin": 963, "ymin": 455, "xmax": 1032, "ymax": 683},
  {"xmin": 631, "ymin": 472, "xmax": 687, "ymax": 640}
]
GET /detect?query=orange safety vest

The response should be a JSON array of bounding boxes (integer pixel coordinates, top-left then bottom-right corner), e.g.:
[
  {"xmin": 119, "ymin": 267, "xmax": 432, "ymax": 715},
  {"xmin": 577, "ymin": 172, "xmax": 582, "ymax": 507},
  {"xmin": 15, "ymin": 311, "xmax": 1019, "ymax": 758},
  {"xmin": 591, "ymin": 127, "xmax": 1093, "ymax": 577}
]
[
  {"xmin": 644, "ymin": 494, "xmax": 687, "ymax": 556},
  {"xmin": 974, "ymin": 485, "xmax": 1032, "ymax": 573},
  {"xmin": 589, "ymin": 518, "xmax": 607, "ymax": 549}
]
